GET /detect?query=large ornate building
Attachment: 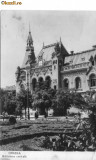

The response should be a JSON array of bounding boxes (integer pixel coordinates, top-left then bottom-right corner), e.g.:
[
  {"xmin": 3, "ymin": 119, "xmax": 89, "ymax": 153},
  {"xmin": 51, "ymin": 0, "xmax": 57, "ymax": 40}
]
[{"xmin": 15, "ymin": 29, "xmax": 96, "ymax": 94}]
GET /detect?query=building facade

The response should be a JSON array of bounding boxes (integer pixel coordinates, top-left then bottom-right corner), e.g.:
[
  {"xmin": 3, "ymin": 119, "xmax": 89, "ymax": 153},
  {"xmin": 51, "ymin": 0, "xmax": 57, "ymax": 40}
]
[{"xmin": 15, "ymin": 30, "xmax": 96, "ymax": 94}]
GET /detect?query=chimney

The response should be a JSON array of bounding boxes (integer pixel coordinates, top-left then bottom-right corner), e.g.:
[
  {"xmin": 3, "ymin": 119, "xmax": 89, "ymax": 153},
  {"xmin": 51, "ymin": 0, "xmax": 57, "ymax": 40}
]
[
  {"xmin": 70, "ymin": 51, "xmax": 74, "ymax": 55},
  {"xmin": 92, "ymin": 45, "xmax": 96, "ymax": 49}
]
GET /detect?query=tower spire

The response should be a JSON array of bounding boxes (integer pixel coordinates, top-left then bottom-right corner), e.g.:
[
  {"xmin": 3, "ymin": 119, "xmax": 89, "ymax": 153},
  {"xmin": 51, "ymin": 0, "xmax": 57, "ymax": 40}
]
[
  {"xmin": 27, "ymin": 23, "xmax": 33, "ymax": 47},
  {"xmin": 26, "ymin": 25, "xmax": 36, "ymax": 63},
  {"xmin": 60, "ymin": 37, "xmax": 62, "ymax": 48},
  {"xmin": 29, "ymin": 22, "xmax": 31, "ymax": 33}
]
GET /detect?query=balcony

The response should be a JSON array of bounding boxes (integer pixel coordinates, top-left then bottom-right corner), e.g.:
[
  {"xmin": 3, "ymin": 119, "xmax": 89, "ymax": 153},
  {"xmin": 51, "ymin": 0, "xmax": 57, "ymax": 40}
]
[{"xmin": 61, "ymin": 62, "xmax": 89, "ymax": 72}]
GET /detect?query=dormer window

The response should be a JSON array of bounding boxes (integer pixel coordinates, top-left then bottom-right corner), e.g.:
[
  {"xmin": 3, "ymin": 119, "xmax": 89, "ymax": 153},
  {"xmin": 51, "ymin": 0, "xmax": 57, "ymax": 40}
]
[
  {"xmin": 54, "ymin": 65, "xmax": 56, "ymax": 70},
  {"xmin": 81, "ymin": 57, "xmax": 85, "ymax": 61},
  {"xmin": 89, "ymin": 74, "xmax": 96, "ymax": 87},
  {"xmin": 53, "ymin": 60, "xmax": 57, "ymax": 64},
  {"xmin": 39, "ymin": 61, "xmax": 42, "ymax": 66},
  {"xmin": 70, "ymin": 60, "xmax": 73, "ymax": 64}
]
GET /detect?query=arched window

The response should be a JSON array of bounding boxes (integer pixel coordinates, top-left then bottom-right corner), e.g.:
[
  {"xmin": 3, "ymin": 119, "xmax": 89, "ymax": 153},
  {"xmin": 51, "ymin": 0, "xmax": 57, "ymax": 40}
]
[
  {"xmin": 90, "ymin": 74, "xmax": 96, "ymax": 87},
  {"xmin": 45, "ymin": 76, "xmax": 51, "ymax": 88},
  {"xmin": 38, "ymin": 77, "xmax": 44, "ymax": 87},
  {"xmin": 63, "ymin": 79, "xmax": 69, "ymax": 90},
  {"xmin": 75, "ymin": 77, "xmax": 81, "ymax": 89},
  {"xmin": 94, "ymin": 55, "xmax": 96, "ymax": 61},
  {"xmin": 32, "ymin": 78, "xmax": 37, "ymax": 91}
]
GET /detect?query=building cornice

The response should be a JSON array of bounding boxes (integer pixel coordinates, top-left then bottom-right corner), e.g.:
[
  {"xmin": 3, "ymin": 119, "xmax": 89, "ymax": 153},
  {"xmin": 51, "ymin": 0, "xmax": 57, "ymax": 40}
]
[
  {"xmin": 61, "ymin": 67, "xmax": 87, "ymax": 74},
  {"xmin": 61, "ymin": 62, "xmax": 89, "ymax": 73}
]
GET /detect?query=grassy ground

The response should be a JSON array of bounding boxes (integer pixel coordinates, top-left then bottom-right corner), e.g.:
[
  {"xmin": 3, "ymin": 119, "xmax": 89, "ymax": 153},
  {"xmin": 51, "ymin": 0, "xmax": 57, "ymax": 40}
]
[{"xmin": 0, "ymin": 117, "xmax": 82, "ymax": 151}]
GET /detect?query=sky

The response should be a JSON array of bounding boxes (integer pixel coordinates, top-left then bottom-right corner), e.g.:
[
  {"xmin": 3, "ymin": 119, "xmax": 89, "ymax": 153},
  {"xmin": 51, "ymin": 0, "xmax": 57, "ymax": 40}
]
[{"xmin": 1, "ymin": 11, "xmax": 96, "ymax": 88}]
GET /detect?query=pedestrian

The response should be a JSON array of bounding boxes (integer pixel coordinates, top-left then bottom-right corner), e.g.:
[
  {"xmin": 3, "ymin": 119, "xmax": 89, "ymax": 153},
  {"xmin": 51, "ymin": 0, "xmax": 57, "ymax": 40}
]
[
  {"xmin": 35, "ymin": 111, "xmax": 38, "ymax": 119},
  {"xmin": 45, "ymin": 111, "xmax": 48, "ymax": 118},
  {"xmin": 2, "ymin": 111, "xmax": 5, "ymax": 121}
]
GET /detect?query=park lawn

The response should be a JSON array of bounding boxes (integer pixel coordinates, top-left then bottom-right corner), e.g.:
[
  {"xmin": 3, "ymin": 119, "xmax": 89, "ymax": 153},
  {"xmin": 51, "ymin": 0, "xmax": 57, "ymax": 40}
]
[{"xmin": 0, "ymin": 118, "xmax": 82, "ymax": 151}]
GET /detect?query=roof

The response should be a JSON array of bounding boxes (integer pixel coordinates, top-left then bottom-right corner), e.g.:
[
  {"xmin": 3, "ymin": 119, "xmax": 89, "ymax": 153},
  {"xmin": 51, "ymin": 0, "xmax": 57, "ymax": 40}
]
[
  {"xmin": 22, "ymin": 51, "xmax": 30, "ymax": 68},
  {"xmin": 65, "ymin": 48, "xmax": 96, "ymax": 65},
  {"xmin": 38, "ymin": 42, "xmax": 68, "ymax": 62},
  {"xmin": 38, "ymin": 43, "xmax": 56, "ymax": 62},
  {"xmin": 27, "ymin": 31, "xmax": 33, "ymax": 45},
  {"xmin": 21, "ymin": 40, "xmax": 69, "ymax": 69},
  {"xmin": 22, "ymin": 44, "xmax": 56, "ymax": 69}
]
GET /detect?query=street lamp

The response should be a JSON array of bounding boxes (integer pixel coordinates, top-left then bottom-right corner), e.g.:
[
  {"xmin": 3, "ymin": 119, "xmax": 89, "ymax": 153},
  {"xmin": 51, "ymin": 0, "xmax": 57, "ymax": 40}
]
[
  {"xmin": 26, "ymin": 70, "xmax": 30, "ymax": 120},
  {"xmin": 15, "ymin": 66, "xmax": 30, "ymax": 120},
  {"xmin": 23, "ymin": 69, "xmax": 30, "ymax": 120}
]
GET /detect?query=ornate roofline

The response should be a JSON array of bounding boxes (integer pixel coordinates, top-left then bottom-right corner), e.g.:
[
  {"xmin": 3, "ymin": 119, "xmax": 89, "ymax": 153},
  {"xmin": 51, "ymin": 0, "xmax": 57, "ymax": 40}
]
[
  {"xmin": 69, "ymin": 48, "xmax": 96, "ymax": 56},
  {"xmin": 61, "ymin": 67, "xmax": 87, "ymax": 74},
  {"xmin": 61, "ymin": 62, "xmax": 89, "ymax": 73},
  {"xmin": 31, "ymin": 64, "xmax": 52, "ymax": 71},
  {"xmin": 43, "ymin": 43, "xmax": 57, "ymax": 49}
]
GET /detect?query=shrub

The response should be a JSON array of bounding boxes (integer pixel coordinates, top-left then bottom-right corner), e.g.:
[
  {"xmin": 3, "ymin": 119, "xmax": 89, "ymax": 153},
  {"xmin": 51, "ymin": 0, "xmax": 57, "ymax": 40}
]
[{"xmin": 9, "ymin": 116, "xmax": 16, "ymax": 124}]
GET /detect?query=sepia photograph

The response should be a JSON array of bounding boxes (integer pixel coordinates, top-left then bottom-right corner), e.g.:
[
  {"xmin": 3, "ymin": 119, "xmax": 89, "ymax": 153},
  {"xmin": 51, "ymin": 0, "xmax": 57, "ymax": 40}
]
[{"xmin": 1, "ymin": 10, "xmax": 96, "ymax": 151}]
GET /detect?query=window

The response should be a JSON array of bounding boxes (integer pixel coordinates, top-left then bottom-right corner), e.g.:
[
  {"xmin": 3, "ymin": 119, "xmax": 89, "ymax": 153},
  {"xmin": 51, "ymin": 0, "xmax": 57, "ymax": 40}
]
[
  {"xmin": 53, "ymin": 60, "xmax": 57, "ymax": 65},
  {"xmin": 54, "ymin": 85, "xmax": 56, "ymax": 90},
  {"xmin": 39, "ymin": 61, "xmax": 42, "ymax": 66},
  {"xmin": 92, "ymin": 61, "xmax": 94, "ymax": 66},
  {"xmin": 70, "ymin": 60, "xmax": 73, "ymax": 64},
  {"xmin": 75, "ymin": 77, "xmax": 81, "ymax": 89},
  {"xmin": 54, "ymin": 65, "xmax": 56, "ymax": 70},
  {"xmin": 90, "ymin": 74, "xmax": 96, "ymax": 87},
  {"xmin": 81, "ymin": 57, "xmax": 85, "ymax": 61},
  {"xmin": 64, "ymin": 79, "xmax": 69, "ymax": 90},
  {"xmin": 32, "ymin": 78, "xmax": 37, "ymax": 91},
  {"xmin": 45, "ymin": 76, "xmax": 51, "ymax": 88},
  {"xmin": 53, "ymin": 79, "xmax": 57, "ymax": 84},
  {"xmin": 94, "ymin": 55, "xmax": 96, "ymax": 61},
  {"xmin": 38, "ymin": 77, "xmax": 44, "ymax": 87}
]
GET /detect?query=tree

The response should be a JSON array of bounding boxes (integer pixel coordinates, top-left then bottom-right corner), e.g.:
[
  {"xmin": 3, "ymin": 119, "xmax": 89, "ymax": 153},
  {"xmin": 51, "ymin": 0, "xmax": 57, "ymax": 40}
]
[
  {"xmin": 16, "ymin": 88, "xmax": 32, "ymax": 118},
  {"xmin": 32, "ymin": 87, "xmax": 56, "ymax": 115},
  {"xmin": 32, "ymin": 81, "xmax": 87, "ymax": 116},
  {"xmin": 35, "ymin": 80, "xmax": 51, "ymax": 91},
  {"xmin": 0, "ymin": 88, "xmax": 17, "ymax": 115},
  {"xmin": 69, "ymin": 91, "xmax": 87, "ymax": 109},
  {"xmin": 53, "ymin": 90, "xmax": 71, "ymax": 116},
  {"xmin": 85, "ymin": 91, "xmax": 96, "ymax": 138},
  {"xmin": 53, "ymin": 90, "xmax": 87, "ymax": 116},
  {"xmin": 0, "ymin": 88, "xmax": 7, "ymax": 113}
]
